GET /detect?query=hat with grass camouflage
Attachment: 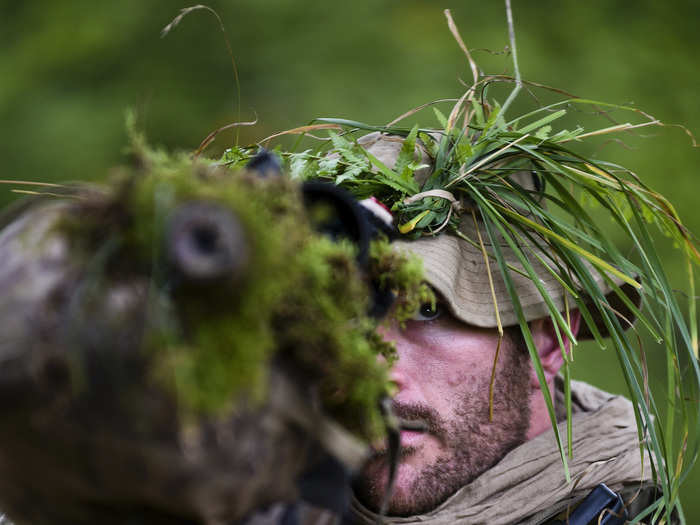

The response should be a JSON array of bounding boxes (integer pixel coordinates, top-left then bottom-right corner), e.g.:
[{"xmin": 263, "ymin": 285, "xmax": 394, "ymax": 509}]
[{"xmin": 352, "ymin": 131, "xmax": 640, "ymax": 340}]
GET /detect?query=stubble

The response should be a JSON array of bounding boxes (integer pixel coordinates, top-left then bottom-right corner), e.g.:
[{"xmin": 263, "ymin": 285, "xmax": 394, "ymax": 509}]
[{"xmin": 354, "ymin": 341, "xmax": 531, "ymax": 516}]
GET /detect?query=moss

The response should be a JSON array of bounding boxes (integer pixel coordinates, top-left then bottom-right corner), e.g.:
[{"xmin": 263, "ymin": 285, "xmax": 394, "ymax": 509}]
[
  {"xmin": 370, "ymin": 236, "xmax": 435, "ymax": 325},
  {"xmin": 52, "ymin": 148, "xmax": 430, "ymax": 441}
]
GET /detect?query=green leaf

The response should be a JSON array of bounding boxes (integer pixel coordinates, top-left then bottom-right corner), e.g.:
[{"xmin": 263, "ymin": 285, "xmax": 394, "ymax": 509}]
[
  {"xmin": 336, "ymin": 166, "xmax": 363, "ymax": 185},
  {"xmin": 419, "ymin": 132, "xmax": 439, "ymax": 157},
  {"xmin": 455, "ymin": 139, "xmax": 473, "ymax": 165},
  {"xmin": 534, "ymin": 125, "xmax": 552, "ymax": 140},
  {"xmin": 518, "ymin": 108, "xmax": 567, "ymax": 135},
  {"xmin": 394, "ymin": 124, "xmax": 420, "ymax": 181},
  {"xmin": 470, "ymin": 98, "xmax": 485, "ymax": 127},
  {"xmin": 433, "ymin": 107, "xmax": 448, "ymax": 129},
  {"xmin": 289, "ymin": 150, "xmax": 311, "ymax": 179},
  {"xmin": 549, "ymin": 127, "xmax": 584, "ymax": 142},
  {"xmin": 330, "ymin": 132, "xmax": 366, "ymax": 166},
  {"xmin": 483, "ymin": 101, "xmax": 506, "ymax": 135},
  {"xmin": 317, "ymin": 155, "xmax": 340, "ymax": 177},
  {"xmin": 364, "ymin": 150, "xmax": 419, "ymax": 194},
  {"xmin": 398, "ymin": 209, "xmax": 430, "ymax": 233}
]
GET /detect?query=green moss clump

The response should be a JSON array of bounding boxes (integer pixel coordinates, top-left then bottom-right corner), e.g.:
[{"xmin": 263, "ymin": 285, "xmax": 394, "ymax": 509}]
[
  {"xmin": 52, "ymin": 148, "xmax": 430, "ymax": 442},
  {"xmin": 370, "ymin": 237, "xmax": 435, "ymax": 324}
]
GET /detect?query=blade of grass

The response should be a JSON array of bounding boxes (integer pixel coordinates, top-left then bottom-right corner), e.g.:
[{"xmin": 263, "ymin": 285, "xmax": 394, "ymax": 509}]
[
  {"xmin": 444, "ymin": 9, "xmax": 479, "ymax": 87},
  {"xmin": 500, "ymin": 0, "xmax": 522, "ymax": 118},
  {"xmin": 688, "ymin": 250, "xmax": 698, "ymax": 359},
  {"xmin": 260, "ymin": 123, "xmax": 343, "ymax": 145},
  {"xmin": 465, "ymin": 182, "xmax": 579, "ymax": 343},
  {"xmin": 564, "ymin": 294, "xmax": 573, "ymax": 458},
  {"xmin": 479, "ymin": 205, "xmax": 570, "ymax": 482},
  {"xmin": 496, "ymin": 204, "xmax": 640, "ymax": 289},
  {"xmin": 0, "ymin": 180, "xmax": 66, "ymax": 187},
  {"xmin": 517, "ymin": 109, "xmax": 567, "ymax": 135},
  {"xmin": 446, "ymin": 134, "xmax": 531, "ymax": 188},
  {"xmin": 471, "ymin": 208, "xmax": 505, "ymax": 422},
  {"xmin": 162, "ymin": 5, "xmax": 242, "ymax": 144},
  {"xmin": 385, "ymin": 98, "xmax": 459, "ymax": 128}
]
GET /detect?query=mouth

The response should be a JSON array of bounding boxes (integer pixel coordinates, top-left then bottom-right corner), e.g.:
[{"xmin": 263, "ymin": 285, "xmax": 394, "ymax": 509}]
[
  {"xmin": 370, "ymin": 419, "xmax": 428, "ymax": 456},
  {"xmin": 397, "ymin": 417, "xmax": 429, "ymax": 447},
  {"xmin": 398, "ymin": 417, "xmax": 428, "ymax": 432},
  {"xmin": 399, "ymin": 428, "xmax": 426, "ymax": 448}
]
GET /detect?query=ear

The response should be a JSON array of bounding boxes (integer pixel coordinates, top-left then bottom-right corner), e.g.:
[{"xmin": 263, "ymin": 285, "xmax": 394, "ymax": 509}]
[{"xmin": 527, "ymin": 310, "xmax": 581, "ymax": 388}]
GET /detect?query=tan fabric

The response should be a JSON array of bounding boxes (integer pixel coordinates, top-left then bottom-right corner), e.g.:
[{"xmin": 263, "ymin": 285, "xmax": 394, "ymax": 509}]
[
  {"xmin": 391, "ymin": 218, "xmax": 640, "ymax": 339},
  {"xmin": 350, "ymin": 380, "xmax": 654, "ymax": 525}
]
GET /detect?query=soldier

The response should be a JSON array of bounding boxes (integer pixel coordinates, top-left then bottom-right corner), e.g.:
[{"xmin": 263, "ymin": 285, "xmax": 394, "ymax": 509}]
[{"xmin": 340, "ymin": 133, "xmax": 676, "ymax": 525}]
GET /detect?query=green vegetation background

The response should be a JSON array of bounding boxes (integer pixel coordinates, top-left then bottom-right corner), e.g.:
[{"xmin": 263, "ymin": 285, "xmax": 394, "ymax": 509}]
[{"xmin": 1, "ymin": 0, "xmax": 699, "ymax": 519}]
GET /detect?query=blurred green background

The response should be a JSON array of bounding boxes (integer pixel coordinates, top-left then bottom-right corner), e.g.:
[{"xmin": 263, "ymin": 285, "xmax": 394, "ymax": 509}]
[{"xmin": 1, "ymin": 0, "xmax": 699, "ymax": 519}]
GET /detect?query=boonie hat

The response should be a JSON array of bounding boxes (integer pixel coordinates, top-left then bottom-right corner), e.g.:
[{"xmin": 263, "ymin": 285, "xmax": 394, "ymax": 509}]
[{"xmin": 356, "ymin": 132, "xmax": 641, "ymax": 339}]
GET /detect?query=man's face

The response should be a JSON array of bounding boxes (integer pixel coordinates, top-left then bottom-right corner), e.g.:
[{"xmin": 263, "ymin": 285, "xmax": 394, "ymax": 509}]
[{"xmin": 354, "ymin": 303, "xmax": 531, "ymax": 516}]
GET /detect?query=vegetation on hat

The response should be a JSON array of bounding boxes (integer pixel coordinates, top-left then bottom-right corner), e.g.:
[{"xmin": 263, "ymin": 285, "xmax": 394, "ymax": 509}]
[{"xmin": 208, "ymin": 4, "xmax": 699, "ymax": 521}]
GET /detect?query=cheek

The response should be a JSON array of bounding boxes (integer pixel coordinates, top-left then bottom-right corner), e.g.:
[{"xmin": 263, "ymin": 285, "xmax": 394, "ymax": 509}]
[
  {"xmin": 431, "ymin": 361, "xmax": 486, "ymax": 411},
  {"xmin": 433, "ymin": 347, "xmax": 491, "ymax": 389},
  {"xmin": 412, "ymin": 357, "xmax": 476, "ymax": 390},
  {"xmin": 446, "ymin": 367, "xmax": 472, "ymax": 388}
]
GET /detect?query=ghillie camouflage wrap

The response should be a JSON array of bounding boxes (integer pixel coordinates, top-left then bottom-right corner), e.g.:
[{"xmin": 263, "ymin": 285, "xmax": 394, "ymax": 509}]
[{"xmin": 0, "ymin": 143, "xmax": 430, "ymax": 524}]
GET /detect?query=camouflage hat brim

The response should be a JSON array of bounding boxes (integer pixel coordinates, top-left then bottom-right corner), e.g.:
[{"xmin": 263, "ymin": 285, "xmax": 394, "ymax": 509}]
[{"xmin": 393, "ymin": 216, "xmax": 641, "ymax": 340}]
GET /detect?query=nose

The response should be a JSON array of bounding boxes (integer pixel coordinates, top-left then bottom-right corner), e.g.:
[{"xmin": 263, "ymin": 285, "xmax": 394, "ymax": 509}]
[{"xmin": 377, "ymin": 322, "xmax": 409, "ymax": 392}]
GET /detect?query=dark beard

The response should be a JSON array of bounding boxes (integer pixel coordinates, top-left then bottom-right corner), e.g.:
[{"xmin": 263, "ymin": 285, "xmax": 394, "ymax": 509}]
[{"xmin": 353, "ymin": 343, "xmax": 531, "ymax": 516}]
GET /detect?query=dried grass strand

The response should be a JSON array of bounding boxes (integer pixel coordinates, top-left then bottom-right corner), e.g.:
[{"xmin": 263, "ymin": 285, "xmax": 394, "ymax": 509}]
[
  {"xmin": 259, "ymin": 124, "xmax": 343, "ymax": 147},
  {"xmin": 385, "ymin": 98, "xmax": 459, "ymax": 128},
  {"xmin": 194, "ymin": 117, "xmax": 258, "ymax": 158},
  {"xmin": 444, "ymin": 10, "xmax": 479, "ymax": 86},
  {"xmin": 471, "ymin": 209, "xmax": 504, "ymax": 422},
  {"xmin": 162, "ymin": 5, "xmax": 242, "ymax": 144},
  {"xmin": 0, "ymin": 180, "xmax": 65, "ymax": 187}
]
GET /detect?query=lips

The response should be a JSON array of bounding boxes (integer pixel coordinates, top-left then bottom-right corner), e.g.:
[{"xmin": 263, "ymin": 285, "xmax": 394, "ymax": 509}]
[
  {"xmin": 396, "ymin": 415, "xmax": 429, "ymax": 448},
  {"xmin": 399, "ymin": 429, "xmax": 426, "ymax": 448},
  {"xmin": 369, "ymin": 402, "xmax": 445, "ymax": 457},
  {"xmin": 370, "ymin": 427, "xmax": 426, "ymax": 456}
]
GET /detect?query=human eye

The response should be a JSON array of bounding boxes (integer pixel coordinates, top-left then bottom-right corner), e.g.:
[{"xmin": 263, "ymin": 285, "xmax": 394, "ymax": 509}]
[{"xmin": 411, "ymin": 301, "xmax": 444, "ymax": 322}]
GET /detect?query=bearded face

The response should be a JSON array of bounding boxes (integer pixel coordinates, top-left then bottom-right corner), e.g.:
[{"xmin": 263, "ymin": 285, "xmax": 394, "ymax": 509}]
[{"xmin": 354, "ymin": 311, "xmax": 531, "ymax": 516}]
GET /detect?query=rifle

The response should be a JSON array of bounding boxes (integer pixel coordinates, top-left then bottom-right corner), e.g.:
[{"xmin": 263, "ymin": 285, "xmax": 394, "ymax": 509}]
[{"xmin": 0, "ymin": 149, "xmax": 423, "ymax": 524}]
